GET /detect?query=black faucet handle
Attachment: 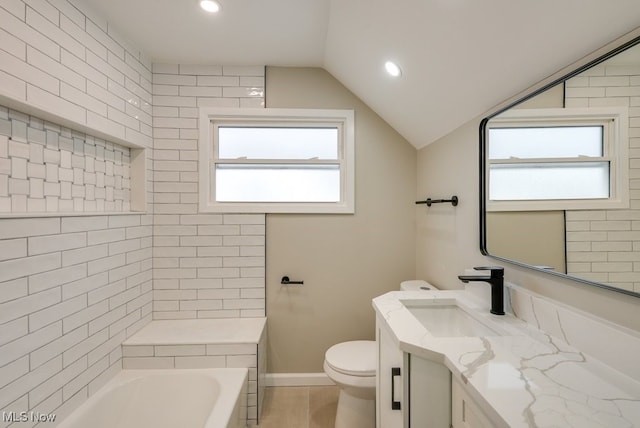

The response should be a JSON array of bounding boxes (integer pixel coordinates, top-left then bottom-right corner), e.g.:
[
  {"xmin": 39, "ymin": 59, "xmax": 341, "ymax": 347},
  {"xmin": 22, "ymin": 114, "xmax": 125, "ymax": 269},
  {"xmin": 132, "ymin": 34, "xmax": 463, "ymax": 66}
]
[{"xmin": 473, "ymin": 266, "xmax": 504, "ymax": 277}]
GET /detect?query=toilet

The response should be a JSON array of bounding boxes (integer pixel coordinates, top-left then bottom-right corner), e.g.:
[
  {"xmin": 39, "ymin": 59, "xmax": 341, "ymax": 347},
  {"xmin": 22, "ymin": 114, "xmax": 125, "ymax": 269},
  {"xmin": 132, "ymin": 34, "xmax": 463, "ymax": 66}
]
[
  {"xmin": 324, "ymin": 340, "xmax": 376, "ymax": 428},
  {"xmin": 323, "ymin": 280, "xmax": 437, "ymax": 428}
]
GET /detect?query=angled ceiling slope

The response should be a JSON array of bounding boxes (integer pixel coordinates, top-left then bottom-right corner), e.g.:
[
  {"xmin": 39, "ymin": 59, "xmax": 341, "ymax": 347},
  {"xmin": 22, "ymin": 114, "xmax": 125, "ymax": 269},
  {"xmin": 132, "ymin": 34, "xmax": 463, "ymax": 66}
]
[{"xmin": 77, "ymin": 0, "xmax": 640, "ymax": 148}]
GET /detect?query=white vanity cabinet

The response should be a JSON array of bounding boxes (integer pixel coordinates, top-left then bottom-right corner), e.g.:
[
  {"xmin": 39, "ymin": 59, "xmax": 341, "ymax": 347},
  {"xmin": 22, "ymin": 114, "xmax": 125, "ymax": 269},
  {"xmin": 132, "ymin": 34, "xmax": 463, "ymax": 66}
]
[
  {"xmin": 451, "ymin": 377, "xmax": 494, "ymax": 428},
  {"xmin": 376, "ymin": 318, "xmax": 404, "ymax": 428},
  {"xmin": 376, "ymin": 317, "xmax": 451, "ymax": 428},
  {"xmin": 407, "ymin": 354, "xmax": 451, "ymax": 427}
]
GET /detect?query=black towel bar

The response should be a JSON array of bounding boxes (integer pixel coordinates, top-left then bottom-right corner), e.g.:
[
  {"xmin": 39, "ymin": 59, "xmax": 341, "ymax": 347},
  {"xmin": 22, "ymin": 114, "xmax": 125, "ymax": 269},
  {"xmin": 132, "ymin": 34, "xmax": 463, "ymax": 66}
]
[
  {"xmin": 281, "ymin": 276, "xmax": 304, "ymax": 285},
  {"xmin": 415, "ymin": 195, "xmax": 458, "ymax": 207}
]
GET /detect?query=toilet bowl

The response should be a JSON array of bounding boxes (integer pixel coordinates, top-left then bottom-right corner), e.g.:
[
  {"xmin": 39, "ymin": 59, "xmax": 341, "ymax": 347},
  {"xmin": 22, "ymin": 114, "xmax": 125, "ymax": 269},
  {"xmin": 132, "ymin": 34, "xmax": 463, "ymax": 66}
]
[
  {"xmin": 323, "ymin": 340, "xmax": 376, "ymax": 428},
  {"xmin": 324, "ymin": 280, "xmax": 438, "ymax": 428}
]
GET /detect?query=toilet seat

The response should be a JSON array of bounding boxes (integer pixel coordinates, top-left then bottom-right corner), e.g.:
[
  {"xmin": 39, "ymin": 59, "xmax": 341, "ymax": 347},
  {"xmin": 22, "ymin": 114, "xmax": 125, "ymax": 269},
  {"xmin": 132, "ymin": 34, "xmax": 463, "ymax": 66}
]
[{"xmin": 325, "ymin": 340, "xmax": 376, "ymax": 377}]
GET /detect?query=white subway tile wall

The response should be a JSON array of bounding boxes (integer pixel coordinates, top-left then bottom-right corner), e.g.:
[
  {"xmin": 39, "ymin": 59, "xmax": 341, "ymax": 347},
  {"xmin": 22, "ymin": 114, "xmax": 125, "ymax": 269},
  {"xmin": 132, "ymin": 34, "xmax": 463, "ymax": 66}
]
[
  {"xmin": 0, "ymin": 0, "xmax": 268, "ymax": 425},
  {"xmin": 0, "ymin": 0, "xmax": 153, "ymax": 425},
  {"xmin": 151, "ymin": 64, "xmax": 266, "ymax": 320},
  {"xmin": 0, "ymin": 108, "xmax": 132, "ymax": 213},
  {"xmin": 0, "ymin": 214, "xmax": 153, "ymax": 425},
  {"xmin": 0, "ymin": 0, "xmax": 153, "ymax": 149},
  {"xmin": 565, "ymin": 61, "xmax": 640, "ymax": 292}
]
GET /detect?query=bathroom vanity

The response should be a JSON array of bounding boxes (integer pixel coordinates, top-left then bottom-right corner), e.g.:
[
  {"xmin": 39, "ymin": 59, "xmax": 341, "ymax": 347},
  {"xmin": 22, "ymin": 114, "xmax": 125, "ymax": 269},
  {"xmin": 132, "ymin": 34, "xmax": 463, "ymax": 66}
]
[
  {"xmin": 373, "ymin": 287, "xmax": 640, "ymax": 427},
  {"xmin": 377, "ymin": 322, "xmax": 451, "ymax": 427}
]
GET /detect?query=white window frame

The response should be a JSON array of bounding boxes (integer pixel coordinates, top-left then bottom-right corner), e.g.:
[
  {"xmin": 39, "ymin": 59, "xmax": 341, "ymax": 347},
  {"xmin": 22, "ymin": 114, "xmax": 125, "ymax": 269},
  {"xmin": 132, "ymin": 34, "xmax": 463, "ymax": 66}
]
[
  {"xmin": 487, "ymin": 107, "xmax": 629, "ymax": 212},
  {"xmin": 198, "ymin": 108, "xmax": 355, "ymax": 214}
]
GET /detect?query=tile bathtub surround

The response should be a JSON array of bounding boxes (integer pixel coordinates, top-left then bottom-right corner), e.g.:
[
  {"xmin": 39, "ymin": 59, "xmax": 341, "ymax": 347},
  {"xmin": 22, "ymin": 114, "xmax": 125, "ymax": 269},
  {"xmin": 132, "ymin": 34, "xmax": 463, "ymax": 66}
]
[
  {"xmin": 0, "ymin": 107, "xmax": 132, "ymax": 213},
  {"xmin": 152, "ymin": 213, "xmax": 266, "ymax": 319},
  {"xmin": 151, "ymin": 64, "xmax": 266, "ymax": 319},
  {"xmin": 0, "ymin": 214, "xmax": 153, "ymax": 425},
  {"xmin": 0, "ymin": 1, "xmax": 155, "ymax": 422},
  {"xmin": 0, "ymin": 0, "xmax": 268, "ymax": 424}
]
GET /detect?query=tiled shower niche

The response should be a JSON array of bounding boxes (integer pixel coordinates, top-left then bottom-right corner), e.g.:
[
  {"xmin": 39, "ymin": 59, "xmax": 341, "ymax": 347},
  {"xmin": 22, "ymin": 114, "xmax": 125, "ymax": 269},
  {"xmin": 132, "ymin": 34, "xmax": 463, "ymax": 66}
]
[{"xmin": 0, "ymin": 106, "xmax": 146, "ymax": 216}]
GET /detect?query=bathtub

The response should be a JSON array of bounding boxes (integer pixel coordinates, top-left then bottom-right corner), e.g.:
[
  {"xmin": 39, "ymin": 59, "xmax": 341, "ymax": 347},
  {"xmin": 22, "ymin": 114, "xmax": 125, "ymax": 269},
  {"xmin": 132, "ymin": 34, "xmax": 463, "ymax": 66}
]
[
  {"xmin": 121, "ymin": 317, "xmax": 267, "ymax": 426},
  {"xmin": 57, "ymin": 368, "xmax": 248, "ymax": 428}
]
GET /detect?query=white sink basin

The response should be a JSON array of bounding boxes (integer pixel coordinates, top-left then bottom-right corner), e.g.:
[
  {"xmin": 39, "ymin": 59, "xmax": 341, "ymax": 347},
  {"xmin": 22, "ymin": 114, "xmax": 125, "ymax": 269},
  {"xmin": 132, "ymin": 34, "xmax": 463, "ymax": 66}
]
[{"xmin": 402, "ymin": 301, "xmax": 501, "ymax": 337}]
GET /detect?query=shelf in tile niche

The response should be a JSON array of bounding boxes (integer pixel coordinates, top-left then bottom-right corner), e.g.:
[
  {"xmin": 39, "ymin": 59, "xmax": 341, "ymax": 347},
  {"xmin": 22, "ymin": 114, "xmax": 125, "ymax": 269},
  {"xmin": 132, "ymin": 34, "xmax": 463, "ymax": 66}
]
[
  {"xmin": 0, "ymin": 107, "xmax": 148, "ymax": 217},
  {"xmin": 0, "ymin": 210, "xmax": 147, "ymax": 219}
]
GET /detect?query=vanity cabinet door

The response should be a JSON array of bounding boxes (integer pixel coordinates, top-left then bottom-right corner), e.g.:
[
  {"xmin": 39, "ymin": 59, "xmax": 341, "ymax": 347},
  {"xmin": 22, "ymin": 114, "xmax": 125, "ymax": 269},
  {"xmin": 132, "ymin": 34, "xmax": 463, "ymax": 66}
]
[
  {"xmin": 451, "ymin": 377, "xmax": 493, "ymax": 428},
  {"xmin": 408, "ymin": 354, "xmax": 451, "ymax": 428},
  {"xmin": 376, "ymin": 318, "xmax": 404, "ymax": 428}
]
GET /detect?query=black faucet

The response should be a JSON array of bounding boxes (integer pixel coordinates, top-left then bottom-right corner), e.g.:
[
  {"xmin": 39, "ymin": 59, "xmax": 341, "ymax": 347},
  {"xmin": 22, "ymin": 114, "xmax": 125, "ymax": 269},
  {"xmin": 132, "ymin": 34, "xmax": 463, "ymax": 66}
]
[{"xmin": 458, "ymin": 266, "xmax": 505, "ymax": 315}]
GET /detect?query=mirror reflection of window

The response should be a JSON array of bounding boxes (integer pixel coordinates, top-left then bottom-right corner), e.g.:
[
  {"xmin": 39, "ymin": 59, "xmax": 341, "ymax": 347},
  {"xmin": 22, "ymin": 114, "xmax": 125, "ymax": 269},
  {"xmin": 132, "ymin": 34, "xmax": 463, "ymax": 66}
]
[
  {"xmin": 481, "ymin": 35, "xmax": 640, "ymax": 296},
  {"xmin": 488, "ymin": 125, "xmax": 609, "ymax": 201},
  {"xmin": 486, "ymin": 107, "xmax": 628, "ymax": 212}
]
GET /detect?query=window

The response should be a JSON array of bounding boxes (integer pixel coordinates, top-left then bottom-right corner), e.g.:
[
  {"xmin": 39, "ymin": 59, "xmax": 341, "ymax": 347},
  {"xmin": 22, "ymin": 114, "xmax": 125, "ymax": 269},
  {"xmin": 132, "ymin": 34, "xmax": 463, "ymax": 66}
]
[
  {"xmin": 487, "ymin": 107, "xmax": 629, "ymax": 211},
  {"xmin": 199, "ymin": 108, "xmax": 355, "ymax": 213}
]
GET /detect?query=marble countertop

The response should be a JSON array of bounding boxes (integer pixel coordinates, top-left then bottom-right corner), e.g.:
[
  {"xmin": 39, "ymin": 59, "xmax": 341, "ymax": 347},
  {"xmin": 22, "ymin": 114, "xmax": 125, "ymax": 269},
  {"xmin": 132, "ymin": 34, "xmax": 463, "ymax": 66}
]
[{"xmin": 373, "ymin": 289, "xmax": 640, "ymax": 428}]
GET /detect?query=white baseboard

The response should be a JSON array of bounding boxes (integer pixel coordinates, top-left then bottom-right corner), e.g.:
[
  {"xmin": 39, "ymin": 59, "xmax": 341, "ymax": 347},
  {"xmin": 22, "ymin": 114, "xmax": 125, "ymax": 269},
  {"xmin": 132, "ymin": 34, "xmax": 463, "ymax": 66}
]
[{"xmin": 265, "ymin": 372, "xmax": 334, "ymax": 387}]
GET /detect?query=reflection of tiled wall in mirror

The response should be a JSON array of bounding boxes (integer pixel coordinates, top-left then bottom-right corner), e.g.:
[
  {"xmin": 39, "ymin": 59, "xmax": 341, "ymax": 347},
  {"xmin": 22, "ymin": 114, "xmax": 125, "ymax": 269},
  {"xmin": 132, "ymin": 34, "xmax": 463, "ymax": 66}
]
[{"xmin": 564, "ymin": 49, "xmax": 640, "ymax": 293}]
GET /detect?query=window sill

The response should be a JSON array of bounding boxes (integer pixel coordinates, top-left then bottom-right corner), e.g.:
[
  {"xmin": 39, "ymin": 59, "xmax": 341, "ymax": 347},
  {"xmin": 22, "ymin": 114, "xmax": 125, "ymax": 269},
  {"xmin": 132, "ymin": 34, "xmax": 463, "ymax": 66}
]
[{"xmin": 199, "ymin": 202, "xmax": 354, "ymax": 214}]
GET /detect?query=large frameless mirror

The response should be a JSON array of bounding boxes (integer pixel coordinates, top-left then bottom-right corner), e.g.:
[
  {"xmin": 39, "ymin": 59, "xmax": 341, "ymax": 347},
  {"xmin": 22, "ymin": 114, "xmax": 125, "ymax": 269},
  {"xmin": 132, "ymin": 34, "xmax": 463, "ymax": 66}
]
[{"xmin": 480, "ymin": 32, "xmax": 640, "ymax": 298}]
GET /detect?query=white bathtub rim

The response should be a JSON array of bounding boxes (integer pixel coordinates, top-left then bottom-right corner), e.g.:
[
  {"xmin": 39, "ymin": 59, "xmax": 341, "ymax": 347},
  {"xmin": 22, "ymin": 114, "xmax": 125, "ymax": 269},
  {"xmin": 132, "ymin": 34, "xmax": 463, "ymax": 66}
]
[
  {"xmin": 202, "ymin": 368, "xmax": 248, "ymax": 428},
  {"xmin": 56, "ymin": 368, "xmax": 248, "ymax": 428}
]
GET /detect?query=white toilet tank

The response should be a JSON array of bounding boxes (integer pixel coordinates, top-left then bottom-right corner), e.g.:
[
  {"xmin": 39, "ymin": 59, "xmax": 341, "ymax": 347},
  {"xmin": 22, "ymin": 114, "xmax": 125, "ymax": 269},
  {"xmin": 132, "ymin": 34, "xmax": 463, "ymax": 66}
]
[{"xmin": 400, "ymin": 280, "xmax": 438, "ymax": 291}]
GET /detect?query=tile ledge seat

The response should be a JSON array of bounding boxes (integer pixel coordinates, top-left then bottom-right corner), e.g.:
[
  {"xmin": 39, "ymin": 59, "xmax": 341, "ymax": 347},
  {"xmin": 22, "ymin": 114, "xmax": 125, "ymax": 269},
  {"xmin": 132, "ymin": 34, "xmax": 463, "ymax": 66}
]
[{"xmin": 123, "ymin": 317, "xmax": 267, "ymax": 346}]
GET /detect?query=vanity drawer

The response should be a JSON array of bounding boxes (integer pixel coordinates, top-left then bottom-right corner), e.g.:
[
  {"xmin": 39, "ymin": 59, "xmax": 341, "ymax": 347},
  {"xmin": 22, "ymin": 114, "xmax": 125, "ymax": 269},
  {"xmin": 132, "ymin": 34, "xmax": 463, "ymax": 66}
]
[{"xmin": 451, "ymin": 378, "xmax": 493, "ymax": 428}]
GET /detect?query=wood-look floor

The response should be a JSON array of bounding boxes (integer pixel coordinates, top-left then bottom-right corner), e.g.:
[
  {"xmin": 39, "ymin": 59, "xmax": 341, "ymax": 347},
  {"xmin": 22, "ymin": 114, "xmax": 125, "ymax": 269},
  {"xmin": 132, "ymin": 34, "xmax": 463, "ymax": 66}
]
[{"xmin": 256, "ymin": 386, "xmax": 339, "ymax": 428}]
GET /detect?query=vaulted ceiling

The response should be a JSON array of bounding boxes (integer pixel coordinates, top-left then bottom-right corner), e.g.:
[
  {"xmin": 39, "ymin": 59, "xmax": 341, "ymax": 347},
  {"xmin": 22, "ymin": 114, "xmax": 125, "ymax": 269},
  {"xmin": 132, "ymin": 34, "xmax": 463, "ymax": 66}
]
[{"xmin": 76, "ymin": 0, "xmax": 640, "ymax": 148}]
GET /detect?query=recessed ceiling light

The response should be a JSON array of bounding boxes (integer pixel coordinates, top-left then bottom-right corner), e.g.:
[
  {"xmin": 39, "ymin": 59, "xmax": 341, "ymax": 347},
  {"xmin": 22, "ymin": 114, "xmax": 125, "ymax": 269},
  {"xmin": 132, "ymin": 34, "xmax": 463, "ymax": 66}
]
[
  {"xmin": 200, "ymin": 0, "xmax": 221, "ymax": 13},
  {"xmin": 384, "ymin": 61, "xmax": 402, "ymax": 77}
]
